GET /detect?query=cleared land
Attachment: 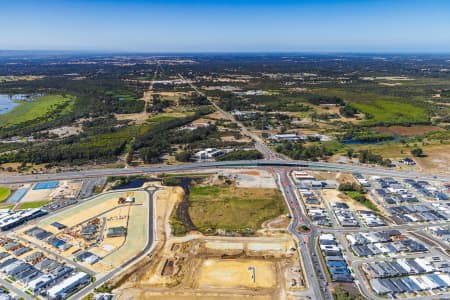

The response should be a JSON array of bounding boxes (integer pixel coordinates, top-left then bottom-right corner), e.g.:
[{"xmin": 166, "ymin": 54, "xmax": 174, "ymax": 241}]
[
  {"xmin": 373, "ymin": 125, "xmax": 444, "ymax": 136},
  {"xmin": 351, "ymin": 142, "xmax": 450, "ymax": 173},
  {"xmin": 0, "ymin": 75, "xmax": 45, "ymax": 82},
  {"xmin": 321, "ymin": 189, "xmax": 368, "ymax": 211},
  {"xmin": 110, "ymin": 184, "xmax": 302, "ymax": 300},
  {"xmin": 37, "ymin": 190, "xmax": 147, "ymax": 228},
  {"xmin": 196, "ymin": 258, "xmax": 276, "ymax": 289},
  {"xmin": 187, "ymin": 184, "xmax": 287, "ymax": 233},
  {"xmin": 101, "ymin": 200, "xmax": 149, "ymax": 266},
  {"xmin": 116, "ymin": 290, "xmax": 272, "ymax": 300}
]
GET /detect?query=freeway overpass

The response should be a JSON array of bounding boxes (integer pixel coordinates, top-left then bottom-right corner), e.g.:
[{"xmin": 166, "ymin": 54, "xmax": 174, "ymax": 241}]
[{"xmin": 1, "ymin": 159, "xmax": 449, "ymax": 185}]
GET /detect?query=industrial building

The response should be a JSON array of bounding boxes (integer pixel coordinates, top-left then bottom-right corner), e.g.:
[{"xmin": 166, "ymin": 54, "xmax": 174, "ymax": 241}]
[
  {"xmin": 194, "ymin": 148, "xmax": 224, "ymax": 160},
  {"xmin": 0, "ymin": 209, "xmax": 48, "ymax": 231}
]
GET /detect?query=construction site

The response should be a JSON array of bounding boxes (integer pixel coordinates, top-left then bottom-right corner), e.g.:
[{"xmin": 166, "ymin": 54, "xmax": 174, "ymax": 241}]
[
  {"xmin": 112, "ymin": 174, "xmax": 306, "ymax": 300},
  {"xmin": 16, "ymin": 190, "xmax": 150, "ymax": 273}
]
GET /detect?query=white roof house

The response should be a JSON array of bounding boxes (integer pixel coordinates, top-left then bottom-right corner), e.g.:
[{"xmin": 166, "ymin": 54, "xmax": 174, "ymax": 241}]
[
  {"xmin": 319, "ymin": 234, "xmax": 335, "ymax": 241},
  {"xmin": 47, "ymin": 272, "xmax": 89, "ymax": 299}
]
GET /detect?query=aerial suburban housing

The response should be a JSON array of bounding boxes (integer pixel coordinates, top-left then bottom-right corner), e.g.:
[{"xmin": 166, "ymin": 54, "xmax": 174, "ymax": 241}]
[{"xmin": 0, "ymin": 1, "xmax": 449, "ymax": 299}]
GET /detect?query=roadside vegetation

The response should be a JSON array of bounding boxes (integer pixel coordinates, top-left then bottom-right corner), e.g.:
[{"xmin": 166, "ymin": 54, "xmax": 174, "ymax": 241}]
[
  {"xmin": 17, "ymin": 200, "xmax": 51, "ymax": 209},
  {"xmin": 339, "ymin": 182, "xmax": 379, "ymax": 212},
  {"xmin": 215, "ymin": 149, "xmax": 263, "ymax": 161},
  {"xmin": 333, "ymin": 286, "xmax": 365, "ymax": 300}
]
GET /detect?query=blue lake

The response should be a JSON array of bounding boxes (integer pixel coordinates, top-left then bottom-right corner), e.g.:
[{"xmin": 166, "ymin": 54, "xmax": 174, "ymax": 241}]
[
  {"xmin": 0, "ymin": 94, "xmax": 36, "ymax": 115},
  {"xmin": 0, "ymin": 94, "xmax": 19, "ymax": 115}
]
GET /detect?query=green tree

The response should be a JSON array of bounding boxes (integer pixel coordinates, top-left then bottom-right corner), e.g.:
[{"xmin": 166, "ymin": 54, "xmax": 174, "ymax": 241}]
[
  {"xmin": 411, "ymin": 148, "xmax": 424, "ymax": 157},
  {"xmin": 346, "ymin": 148, "xmax": 354, "ymax": 158},
  {"xmin": 175, "ymin": 151, "xmax": 192, "ymax": 162}
]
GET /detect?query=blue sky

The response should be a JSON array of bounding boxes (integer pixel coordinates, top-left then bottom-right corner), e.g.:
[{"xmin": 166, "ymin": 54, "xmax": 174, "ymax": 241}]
[{"xmin": 1, "ymin": 0, "xmax": 450, "ymax": 52}]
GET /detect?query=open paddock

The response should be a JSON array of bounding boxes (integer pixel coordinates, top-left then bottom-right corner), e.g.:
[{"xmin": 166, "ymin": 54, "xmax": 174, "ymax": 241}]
[{"xmin": 373, "ymin": 125, "xmax": 444, "ymax": 136}]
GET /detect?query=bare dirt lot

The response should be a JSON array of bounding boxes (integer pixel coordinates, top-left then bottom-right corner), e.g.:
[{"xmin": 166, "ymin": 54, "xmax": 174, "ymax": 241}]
[
  {"xmin": 220, "ymin": 169, "xmax": 277, "ymax": 188},
  {"xmin": 197, "ymin": 258, "xmax": 276, "ymax": 289},
  {"xmin": 350, "ymin": 142, "xmax": 450, "ymax": 173},
  {"xmin": 321, "ymin": 189, "xmax": 368, "ymax": 211},
  {"xmin": 414, "ymin": 144, "xmax": 450, "ymax": 173},
  {"xmin": 116, "ymin": 290, "xmax": 273, "ymax": 300},
  {"xmin": 115, "ymin": 112, "xmax": 149, "ymax": 124},
  {"xmin": 116, "ymin": 237, "xmax": 302, "ymax": 300}
]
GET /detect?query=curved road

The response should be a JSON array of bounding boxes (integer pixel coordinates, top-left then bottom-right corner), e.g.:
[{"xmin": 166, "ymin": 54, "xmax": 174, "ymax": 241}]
[{"xmin": 70, "ymin": 186, "xmax": 157, "ymax": 299}]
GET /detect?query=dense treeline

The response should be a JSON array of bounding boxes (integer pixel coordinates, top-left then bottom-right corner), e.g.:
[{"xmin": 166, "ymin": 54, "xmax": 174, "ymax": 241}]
[
  {"xmin": 358, "ymin": 150, "xmax": 392, "ymax": 166},
  {"xmin": 0, "ymin": 126, "xmax": 133, "ymax": 165},
  {"xmin": 304, "ymin": 94, "xmax": 344, "ymax": 106},
  {"xmin": 340, "ymin": 128, "xmax": 394, "ymax": 143},
  {"xmin": 215, "ymin": 150, "xmax": 263, "ymax": 161},
  {"xmin": 339, "ymin": 104, "xmax": 358, "ymax": 117},
  {"xmin": 275, "ymin": 141, "xmax": 333, "ymax": 161},
  {"xmin": 133, "ymin": 107, "xmax": 215, "ymax": 163},
  {"xmin": 0, "ymin": 106, "xmax": 215, "ymax": 165}
]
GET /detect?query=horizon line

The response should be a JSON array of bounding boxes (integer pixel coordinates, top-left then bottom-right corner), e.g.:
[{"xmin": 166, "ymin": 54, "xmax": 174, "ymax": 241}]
[{"xmin": 1, "ymin": 49, "xmax": 450, "ymax": 56}]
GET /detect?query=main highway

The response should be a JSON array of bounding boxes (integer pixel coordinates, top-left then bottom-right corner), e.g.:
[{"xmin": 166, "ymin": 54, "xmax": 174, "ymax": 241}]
[
  {"xmin": 277, "ymin": 168, "xmax": 334, "ymax": 300},
  {"xmin": 2, "ymin": 71, "xmax": 448, "ymax": 300},
  {"xmin": 1, "ymin": 159, "xmax": 449, "ymax": 185}
]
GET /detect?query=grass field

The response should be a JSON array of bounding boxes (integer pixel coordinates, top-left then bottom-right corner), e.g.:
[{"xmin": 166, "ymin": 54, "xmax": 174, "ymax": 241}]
[
  {"xmin": 17, "ymin": 200, "xmax": 51, "ymax": 209},
  {"xmin": 146, "ymin": 112, "xmax": 195, "ymax": 125},
  {"xmin": 310, "ymin": 88, "xmax": 432, "ymax": 126},
  {"xmin": 0, "ymin": 187, "xmax": 11, "ymax": 203},
  {"xmin": 0, "ymin": 204, "xmax": 14, "ymax": 210},
  {"xmin": 344, "ymin": 191, "xmax": 379, "ymax": 212},
  {"xmin": 187, "ymin": 184, "xmax": 287, "ymax": 234},
  {"xmin": 0, "ymin": 94, "xmax": 74, "ymax": 127},
  {"xmin": 351, "ymin": 100, "xmax": 429, "ymax": 126}
]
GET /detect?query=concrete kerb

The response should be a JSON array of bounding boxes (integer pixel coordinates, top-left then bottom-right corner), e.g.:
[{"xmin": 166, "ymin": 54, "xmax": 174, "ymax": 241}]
[{"xmin": 276, "ymin": 172, "xmax": 311, "ymax": 292}]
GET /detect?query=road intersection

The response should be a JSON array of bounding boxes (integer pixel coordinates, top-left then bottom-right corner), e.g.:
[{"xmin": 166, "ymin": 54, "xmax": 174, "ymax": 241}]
[{"xmin": 1, "ymin": 74, "xmax": 448, "ymax": 299}]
